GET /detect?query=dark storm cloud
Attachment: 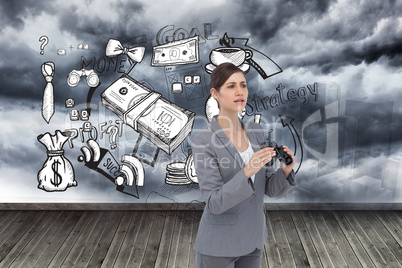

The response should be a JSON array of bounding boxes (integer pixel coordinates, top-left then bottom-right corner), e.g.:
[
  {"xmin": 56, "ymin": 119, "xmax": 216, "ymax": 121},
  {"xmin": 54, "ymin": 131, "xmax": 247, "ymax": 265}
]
[
  {"xmin": 0, "ymin": 39, "xmax": 101, "ymax": 105},
  {"xmin": 0, "ymin": 0, "xmax": 53, "ymax": 31},
  {"xmin": 236, "ymin": 0, "xmax": 334, "ymax": 43},
  {"xmin": 57, "ymin": 1, "xmax": 147, "ymax": 48},
  {"xmin": 342, "ymin": 34, "xmax": 402, "ymax": 68},
  {"xmin": 233, "ymin": 0, "xmax": 402, "ymax": 73},
  {"xmin": 0, "ymin": 141, "xmax": 43, "ymax": 172},
  {"xmin": 0, "ymin": 41, "xmax": 43, "ymax": 101}
]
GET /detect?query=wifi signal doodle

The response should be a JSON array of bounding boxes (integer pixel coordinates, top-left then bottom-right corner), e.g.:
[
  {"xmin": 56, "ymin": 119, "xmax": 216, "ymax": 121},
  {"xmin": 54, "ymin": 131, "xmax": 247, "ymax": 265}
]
[
  {"xmin": 118, "ymin": 155, "xmax": 145, "ymax": 187},
  {"xmin": 78, "ymin": 139, "xmax": 140, "ymax": 198}
]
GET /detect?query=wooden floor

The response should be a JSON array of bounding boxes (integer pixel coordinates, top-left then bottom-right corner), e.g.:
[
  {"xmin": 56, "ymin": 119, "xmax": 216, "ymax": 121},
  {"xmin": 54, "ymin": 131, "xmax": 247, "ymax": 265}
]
[{"xmin": 0, "ymin": 210, "xmax": 401, "ymax": 268}]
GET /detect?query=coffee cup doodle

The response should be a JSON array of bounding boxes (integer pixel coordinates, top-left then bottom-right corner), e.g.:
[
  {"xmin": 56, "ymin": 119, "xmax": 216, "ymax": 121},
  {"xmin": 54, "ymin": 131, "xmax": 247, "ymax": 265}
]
[
  {"xmin": 210, "ymin": 47, "xmax": 252, "ymax": 66},
  {"xmin": 206, "ymin": 47, "xmax": 253, "ymax": 74}
]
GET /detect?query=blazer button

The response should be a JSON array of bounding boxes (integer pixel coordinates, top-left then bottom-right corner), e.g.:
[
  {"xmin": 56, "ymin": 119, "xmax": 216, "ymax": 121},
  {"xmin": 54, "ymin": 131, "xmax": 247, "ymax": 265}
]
[{"xmin": 250, "ymin": 198, "xmax": 256, "ymax": 204}]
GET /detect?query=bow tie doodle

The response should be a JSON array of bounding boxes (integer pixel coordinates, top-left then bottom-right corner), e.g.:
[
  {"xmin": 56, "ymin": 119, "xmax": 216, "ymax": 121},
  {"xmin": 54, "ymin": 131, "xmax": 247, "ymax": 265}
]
[
  {"xmin": 106, "ymin": 39, "xmax": 146, "ymax": 64},
  {"xmin": 41, "ymin": 61, "xmax": 55, "ymax": 124}
]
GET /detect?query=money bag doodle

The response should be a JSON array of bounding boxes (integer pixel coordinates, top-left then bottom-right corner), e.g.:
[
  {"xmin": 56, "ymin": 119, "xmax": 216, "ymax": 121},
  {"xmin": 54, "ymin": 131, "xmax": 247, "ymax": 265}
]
[{"xmin": 37, "ymin": 130, "xmax": 77, "ymax": 192}]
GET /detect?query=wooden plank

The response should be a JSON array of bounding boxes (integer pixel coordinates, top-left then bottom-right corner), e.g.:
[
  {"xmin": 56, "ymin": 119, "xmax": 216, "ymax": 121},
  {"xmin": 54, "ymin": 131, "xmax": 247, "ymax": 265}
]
[
  {"xmin": 332, "ymin": 211, "xmax": 376, "ymax": 267},
  {"xmin": 18, "ymin": 211, "xmax": 75, "ymax": 268},
  {"xmin": 188, "ymin": 211, "xmax": 201, "ymax": 268},
  {"xmin": 0, "ymin": 211, "xmax": 40, "ymax": 261},
  {"xmin": 308, "ymin": 211, "xmax": 347, "ymax": 267},
  {"xmin": 278, "ymin": 211, "xmax": 309, "ymax": 267},
  {"xmin": 175, "ymin": 210, "xmax": 195, "ymax": 268},
  {"xmin": 264, "ymin": 211, "xmax": 282, "ymax": 267},
  {"xmin": 7, "ymin": 211, "xmax": 65, "ymax": 268},
  {"xmin": 352, "ymin": 211, "xmax": 399, "ymax": 266},
  {"xmin": 268, "ymin": 211, "xmax": 295, "ymax": 267},
  {"xmin": 47, "ymin": 211, "xmax": 93, "ymax": 268},
  {"xmin": 342, "ymin": 211, "xmax": 388, "ymax": 267},
  {"xmin": 100, "ymin": 211, "xmax": 133, "ymax": 268},
  {"xmin": 1, "ymin": 209, "xmax": 402, "ymax": 268},
  {"xmin": 0, "ymin": 211, "xmax": 51, "ymax": 267},
  {"xmin": 395, "ymin": 210, "xmax": 402, "ymax": 221},
  {"xmin": 78, "ymin": 211, "xmax": 124, "ymax": 268},
  {"xmin": 59, "ymin": 211, "xmax": 102, "ymax": 268},
  {"xmin": 72, "ymin": 211, "xmax": 116, "ymax": 267},
  {"xmin": 33, "ymin": 211, "xmax": 85, "ymax": 268},
  {"xmin": 359, "ymin": 211, "xmax": 402, "ymax": 267},
  {"xmin": 0, "ymin": 210, "xmax": 12, "ymax": 225},
  {"xmin": 0, "ymin": 211, "xmax": 22, "ymax": 238},
  {"xmin": 2, "ymin": 202, "xmax": 402, "ymax": 210},
  {"xmin": 383, "ymin": 211, "xmax": 402, "ymax": 235},
  {"xmin": 167, "ymin": 211, "xmax": 185, "ymax": 268},
  {"xmin": 320, "ymin": 211, "xmax": 362, "ymax": 267},
  {"xmin": 300, "ymin": 211, "xmax": 335, "ymax": 267},
  {"xmin": 290, "ymin": 211, "xmax": 322, "ymax": 268},
  {"xmin": 375, "ymin": 211, "xmax": 402, "ymax": 246},
  {"xmin": 261, "ymin": 245, "xmax": 269, "ymax": 268},
  {"xmin": 112, "ymin": 210, "xmax": 144, "ymax": 268},
  {"xmin": 141, "ymin": 211, "xmax": 167, "ymax": 268},
  {"xmin": 128, "ymin": 211, "xmax": 156, "ymax": 267},
  {"xmin": 154, "ymin": 211, "xmax": 178, "ymax": 268}
]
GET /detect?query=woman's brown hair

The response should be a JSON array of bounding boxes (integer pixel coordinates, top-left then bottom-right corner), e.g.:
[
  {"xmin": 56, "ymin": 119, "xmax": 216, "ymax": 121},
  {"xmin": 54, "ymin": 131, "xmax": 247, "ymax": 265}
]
[{"xmin": 209, "ymin": 62, "xmax": 245, "ymax": 91}]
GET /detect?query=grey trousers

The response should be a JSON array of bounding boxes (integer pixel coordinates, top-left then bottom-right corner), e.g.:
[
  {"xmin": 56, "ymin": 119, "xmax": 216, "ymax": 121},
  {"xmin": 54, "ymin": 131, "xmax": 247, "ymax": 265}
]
[{"xmin": 195, "ymin": 248, "xmax": 263, "ymax": 268}]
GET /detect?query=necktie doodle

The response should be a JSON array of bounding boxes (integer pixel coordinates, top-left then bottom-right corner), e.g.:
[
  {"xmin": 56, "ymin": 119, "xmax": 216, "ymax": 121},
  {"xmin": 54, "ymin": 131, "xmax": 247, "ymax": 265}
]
[{"xmin": 41, "ymin": 61, "xmax": 55, "ymax": 123}]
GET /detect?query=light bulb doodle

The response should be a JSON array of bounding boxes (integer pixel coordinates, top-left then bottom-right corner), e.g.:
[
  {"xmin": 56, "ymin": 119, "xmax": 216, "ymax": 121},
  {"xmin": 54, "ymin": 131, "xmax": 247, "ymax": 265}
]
[{"xmin": 39, "ymin": 35, "xmax": 49, "ymax": 55}]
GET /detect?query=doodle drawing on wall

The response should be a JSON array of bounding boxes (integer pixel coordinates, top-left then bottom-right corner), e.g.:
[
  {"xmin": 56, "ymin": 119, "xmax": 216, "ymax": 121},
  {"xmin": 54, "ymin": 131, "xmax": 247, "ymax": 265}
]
[
  {"xmin": 101, "ymin": 74, "xmax": 195, "ymax": 155},
  {"xmin": 78, "ymin": 140, "xmax": 141, "ymax": 198},
  {"xmin": 151, "ymin": 36, "xmax": 199, "ymax": 67},
  {"xmin": 41, "ymin": 61, "xmax": 55, "ymax": 123},
  {"xmin": 105, "ymin": 38, "xmax": 146, "ymax": 74},
  {"xmin": 37, "ymin": 131, "xmax": 77, "ymax": 192},
  {"xmin": 217, "ymin": 32, "xmax": 283, "ymax": 79}
]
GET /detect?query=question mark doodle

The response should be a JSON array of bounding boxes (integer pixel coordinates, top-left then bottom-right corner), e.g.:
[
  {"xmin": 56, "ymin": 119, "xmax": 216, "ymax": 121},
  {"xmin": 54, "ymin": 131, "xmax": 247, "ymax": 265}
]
[
  {"xmin": 106, "ymin": 125, "xmax": 119, "ymax": 149},
  {"xmin": 39, "ymin": 35, "xmax": 49, "ymax": 55}
]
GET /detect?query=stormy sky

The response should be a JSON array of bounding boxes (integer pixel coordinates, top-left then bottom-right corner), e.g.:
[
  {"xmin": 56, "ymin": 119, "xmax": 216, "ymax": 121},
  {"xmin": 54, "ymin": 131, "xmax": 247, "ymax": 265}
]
[{"xmin": 1, "ymin": 0, "xmax": 402, "ymax": 203}]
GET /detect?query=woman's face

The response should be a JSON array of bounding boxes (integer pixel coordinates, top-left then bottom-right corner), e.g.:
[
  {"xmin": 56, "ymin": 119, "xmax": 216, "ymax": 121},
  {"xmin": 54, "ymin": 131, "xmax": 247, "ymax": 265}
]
[{"xmin": 211, "ymin": 71, "xmax": 248, "ymax": 115}]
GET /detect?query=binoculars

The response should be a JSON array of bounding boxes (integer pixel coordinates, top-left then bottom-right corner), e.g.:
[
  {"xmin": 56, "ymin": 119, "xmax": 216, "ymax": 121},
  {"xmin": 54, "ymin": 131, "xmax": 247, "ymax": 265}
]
[
  {"xmin": 260, "ymin": 129, "xmax": 293, "ymax": 166},
  {"xmin": 67, "ymin": 69, "xmax": 99, "ymax": 87}
]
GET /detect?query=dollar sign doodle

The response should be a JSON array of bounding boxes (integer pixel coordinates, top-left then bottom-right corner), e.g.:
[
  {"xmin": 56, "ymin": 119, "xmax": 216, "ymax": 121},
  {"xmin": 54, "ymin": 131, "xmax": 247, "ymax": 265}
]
[{"xmin": 51, "ymin": 159, "xmax": 63, "ymax": 187}]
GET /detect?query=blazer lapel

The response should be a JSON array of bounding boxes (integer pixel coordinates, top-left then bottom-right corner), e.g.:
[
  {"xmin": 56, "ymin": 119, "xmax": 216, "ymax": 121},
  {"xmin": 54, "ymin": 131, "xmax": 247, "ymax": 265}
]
[
  {"xmin": 210, "ymin": 116, "xmax": 245, "ymax": 168},
  {"xmin": 210, "ymin": 116, "xmax": 267, "ymax": 182},
  {"xmin": 242, "ymin": 119, "xmax": 262, "ymax": 153}
]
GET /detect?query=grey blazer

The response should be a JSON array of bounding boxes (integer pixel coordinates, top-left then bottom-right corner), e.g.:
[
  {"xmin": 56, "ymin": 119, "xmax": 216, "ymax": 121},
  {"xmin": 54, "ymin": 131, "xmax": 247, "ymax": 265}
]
[{"xmin": 191, "ymin": 115, "xmax": 296, "ymax": 257}]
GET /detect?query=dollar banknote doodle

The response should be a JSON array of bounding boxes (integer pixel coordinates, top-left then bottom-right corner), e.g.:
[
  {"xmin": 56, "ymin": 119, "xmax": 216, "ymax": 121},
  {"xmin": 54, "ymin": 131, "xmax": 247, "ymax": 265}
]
[
  {"xmin": 151, "ymin": 36, "xmax": 199, "ymax": 66},
  {"xmin": 51, "ymin": 159, "xmax": 63, "ymax": 187}
]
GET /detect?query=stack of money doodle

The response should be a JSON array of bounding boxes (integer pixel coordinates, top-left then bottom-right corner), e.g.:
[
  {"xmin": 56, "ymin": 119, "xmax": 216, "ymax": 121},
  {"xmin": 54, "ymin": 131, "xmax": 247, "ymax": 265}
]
[
  {"xmin": 165, "ymin": 162, "xmax": 191, "ymax": 185},
  {"xmin": 101, "ymin": 74, "xmax": 195, "ymax": 155}
]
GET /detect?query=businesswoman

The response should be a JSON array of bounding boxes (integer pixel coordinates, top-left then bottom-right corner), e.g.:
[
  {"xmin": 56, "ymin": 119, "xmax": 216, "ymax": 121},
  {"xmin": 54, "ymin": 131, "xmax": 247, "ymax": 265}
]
[{"xmin": 191, "ymin": 62, "xmax": 296, "ymax": 268}]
